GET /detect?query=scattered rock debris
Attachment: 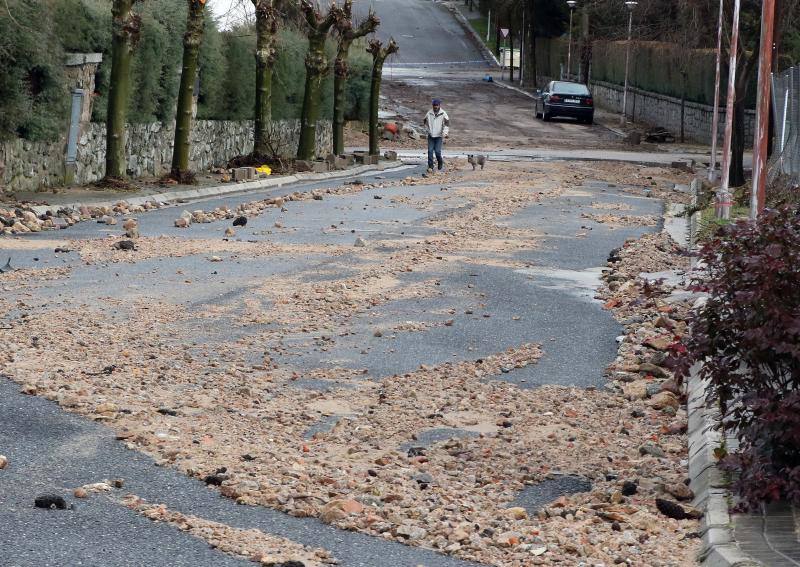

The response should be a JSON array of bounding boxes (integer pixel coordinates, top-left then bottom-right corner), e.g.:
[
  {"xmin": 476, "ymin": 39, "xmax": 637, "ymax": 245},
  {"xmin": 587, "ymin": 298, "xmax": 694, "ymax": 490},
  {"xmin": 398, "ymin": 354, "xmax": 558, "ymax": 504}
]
[{"xmin": 0, "ymin": 160, "xmax": 699, "ymax": 566}]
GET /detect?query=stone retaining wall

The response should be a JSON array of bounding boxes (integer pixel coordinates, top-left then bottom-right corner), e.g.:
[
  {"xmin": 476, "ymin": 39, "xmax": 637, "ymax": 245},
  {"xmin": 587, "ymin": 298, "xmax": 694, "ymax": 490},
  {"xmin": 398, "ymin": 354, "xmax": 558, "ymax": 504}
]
[
  {"xmin": 589, "ymin": 80, "xmax": 755, "ymax": 146},
  {"xmin": 0, "ymin": 120, "xmax": 333, "ymax": 193}
]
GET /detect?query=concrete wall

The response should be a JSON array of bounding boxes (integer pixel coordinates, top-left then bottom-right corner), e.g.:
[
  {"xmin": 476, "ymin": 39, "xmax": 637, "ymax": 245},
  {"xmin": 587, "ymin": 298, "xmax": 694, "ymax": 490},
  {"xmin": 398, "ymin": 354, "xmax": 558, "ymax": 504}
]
[
  {"xmin": 0, "ymin": 120, "xmax": 333, "ymax": 194},
  {"xmin": 589, "ymin": 80, "xmax": 755, "ymax": 146}
]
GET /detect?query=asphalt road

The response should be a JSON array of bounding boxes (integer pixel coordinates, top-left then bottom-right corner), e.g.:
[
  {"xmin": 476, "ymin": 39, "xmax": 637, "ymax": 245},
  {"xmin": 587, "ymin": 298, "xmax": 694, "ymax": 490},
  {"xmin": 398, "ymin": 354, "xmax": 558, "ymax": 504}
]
[
  {"xmin": 0, "ymin": 377, "xmax": 484, "ymax": 567},
  {"xmin": 0, "ymin": 3, "xmax": 672, "ymax": 565},
  {"xmin": 0, "ymin": 164, "xmax": 666, "ymax": 566},
  {"xmin": 354, "ymin": 0, "xmax": 489, "ymax": 69}
]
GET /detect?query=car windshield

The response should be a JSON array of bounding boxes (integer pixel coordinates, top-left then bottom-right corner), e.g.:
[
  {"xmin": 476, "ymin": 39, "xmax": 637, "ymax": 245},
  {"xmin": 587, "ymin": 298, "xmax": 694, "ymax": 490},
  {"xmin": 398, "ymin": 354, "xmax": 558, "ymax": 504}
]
[{"xmin": 552, "ymin": 82, "xmax": 590, "ymax": 95}]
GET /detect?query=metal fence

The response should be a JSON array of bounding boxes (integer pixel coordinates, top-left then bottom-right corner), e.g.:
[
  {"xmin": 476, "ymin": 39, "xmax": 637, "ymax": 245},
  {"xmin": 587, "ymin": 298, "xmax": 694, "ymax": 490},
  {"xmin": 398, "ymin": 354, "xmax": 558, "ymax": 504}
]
[{"xmin": 768, "ymin": 65, "xmax": 800, "ymax": 185}]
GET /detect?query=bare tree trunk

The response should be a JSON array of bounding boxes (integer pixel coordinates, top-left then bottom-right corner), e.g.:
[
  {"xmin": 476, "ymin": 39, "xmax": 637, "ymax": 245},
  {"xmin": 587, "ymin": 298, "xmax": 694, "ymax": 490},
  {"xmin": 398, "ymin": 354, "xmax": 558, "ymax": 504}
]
[
  {"xmin": 680, "ymin": 71, "xmax": 687, "ymax": 144},
  {"xmin": 333, "ymin": 1, "xmax": 379, "ymax": 156},
  {"xmin": 253, "ymin": 0, "xmax": 278, "ymax": 157},
  {"xmin": 104, "ymin": 0, "xmax": 142, "ymax": 181},
  {"xmin": 297, "ymin": 0, "xmax": 338, "ymax": 161},
  {"xmin": 170, "ymin": 0, "xmax": 206, "ymax": 181},
  {"xmin": 509, "ymin": 23, "xmax": 514, "ymax": 82},
  {"xmin": 524, "ymin": 1, "xmax": 536, "ymax": 87},
  {"xmin": 367, "ymin": 38, "xmax": 398, "ymax": 156},
  {"xmin": 729, "ymin": 48, "xmax": 760, "ymax": 186},
  {"xmin": 332, "ymin": 66, "xmax": 347, "ymax": 155},
  {"xmin": 580, "ymin": 7, "xmax": 590, "ymax": 84},
  {"xmin": 730, "ymin": 95, "xmax": 747, "ymax": 187}
]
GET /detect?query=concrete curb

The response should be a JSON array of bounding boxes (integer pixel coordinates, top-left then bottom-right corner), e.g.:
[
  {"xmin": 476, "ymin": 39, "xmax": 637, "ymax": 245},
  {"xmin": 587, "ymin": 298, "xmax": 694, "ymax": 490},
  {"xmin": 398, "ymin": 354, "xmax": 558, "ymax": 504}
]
[
  {"xmin": 669, "ymin": 186, "xmax": 761, "ymax": 567},
  {"xmin": 29, "ymin": 162, "xmax": 416, "ymax": 216},
  {"xmin": 384, "ymin": 149, "xmax": 703, "ymax": 169},
  {"xmin": 444, "ymin": 2, "xmax": 501, "ymax": 68},
  {"xmin": 688, "ymin": 371, "xmax": 763, "ymax": 566},
  {"xmin": 492, "ymin": 81, "xmax": 535, "ymax": 100}
]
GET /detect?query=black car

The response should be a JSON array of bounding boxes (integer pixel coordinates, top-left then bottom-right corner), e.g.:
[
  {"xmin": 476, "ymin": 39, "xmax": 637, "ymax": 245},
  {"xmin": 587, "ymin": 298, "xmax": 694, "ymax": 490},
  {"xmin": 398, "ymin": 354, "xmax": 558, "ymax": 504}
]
[{"xmin": 534, "ymin": 80, "xmax": 594, "ymax": 124}]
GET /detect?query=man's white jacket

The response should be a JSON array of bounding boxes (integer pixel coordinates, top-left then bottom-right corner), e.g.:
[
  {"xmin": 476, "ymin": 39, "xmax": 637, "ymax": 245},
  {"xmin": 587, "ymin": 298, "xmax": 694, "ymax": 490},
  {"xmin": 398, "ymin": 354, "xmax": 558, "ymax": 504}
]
[{"xmin": 424, "ymin": 109, "xmax": 450, "ymax": 138}]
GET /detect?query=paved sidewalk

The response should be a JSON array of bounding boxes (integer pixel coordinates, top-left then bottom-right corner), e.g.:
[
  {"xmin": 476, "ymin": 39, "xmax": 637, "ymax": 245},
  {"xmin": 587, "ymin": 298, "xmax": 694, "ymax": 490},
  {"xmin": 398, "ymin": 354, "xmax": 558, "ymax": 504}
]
[
  {"xmin": 372, "ymin": 147, "xmax": 703, "ymax": 168},
  {"xmin": 18, "ymin": 161, "xmax": 415, "ymax": 216},
  {"xmin": 686, "ymin": 278, "xmax": 797, "ymax": 567},
  {"xmin": 734, "ymin": 503, "xmax": 800, "ymax": 566}
]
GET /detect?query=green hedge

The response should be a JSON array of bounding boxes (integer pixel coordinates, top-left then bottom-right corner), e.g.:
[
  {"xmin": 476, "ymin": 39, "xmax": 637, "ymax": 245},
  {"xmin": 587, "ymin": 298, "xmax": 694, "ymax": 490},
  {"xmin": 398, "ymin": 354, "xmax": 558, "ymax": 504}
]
[
  {"xmin": 0, "ymin": 0, "xmax": 373, "ymax": 141},
  {"xmin": 591, "ymin": 40, "xmax": 719, "ymax": 105},
  {"xmin": 0, "ymin": 1, "xmax": 68, "ymax": 141},
  {"xmin": 536, "ymin": 36, "xmax": 756, "ymax": 107}
]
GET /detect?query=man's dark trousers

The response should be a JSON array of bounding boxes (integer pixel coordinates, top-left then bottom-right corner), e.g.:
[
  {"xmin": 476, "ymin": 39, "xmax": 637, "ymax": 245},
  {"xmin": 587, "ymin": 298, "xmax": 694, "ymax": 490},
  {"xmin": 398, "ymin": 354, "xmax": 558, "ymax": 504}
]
[{"xmin": 427, "ymin": 135, "xmax": 443, "ymax": 170}]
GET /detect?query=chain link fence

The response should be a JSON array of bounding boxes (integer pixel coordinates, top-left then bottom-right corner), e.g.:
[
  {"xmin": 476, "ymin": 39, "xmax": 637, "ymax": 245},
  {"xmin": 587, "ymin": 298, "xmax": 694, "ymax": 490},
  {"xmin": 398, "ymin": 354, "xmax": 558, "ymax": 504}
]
[{"xmin": 768, "ymin": 65, "xmax": 800, "ymax": 186}]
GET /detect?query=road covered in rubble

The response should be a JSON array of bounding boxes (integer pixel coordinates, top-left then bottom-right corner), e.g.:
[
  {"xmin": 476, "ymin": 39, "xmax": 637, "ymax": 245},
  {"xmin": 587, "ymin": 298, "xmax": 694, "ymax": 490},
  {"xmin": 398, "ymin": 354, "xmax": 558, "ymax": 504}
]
[{"xmin": 0, "ymin": 1, "xmax": 703, "ymax": 566}]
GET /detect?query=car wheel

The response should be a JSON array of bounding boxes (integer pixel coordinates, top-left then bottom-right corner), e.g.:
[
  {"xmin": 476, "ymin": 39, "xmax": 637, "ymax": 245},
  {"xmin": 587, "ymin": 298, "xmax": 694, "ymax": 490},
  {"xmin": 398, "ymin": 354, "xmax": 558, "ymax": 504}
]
[{"xmin": 543, "ymin": 107, "xmax": 552, "ymax": 121}]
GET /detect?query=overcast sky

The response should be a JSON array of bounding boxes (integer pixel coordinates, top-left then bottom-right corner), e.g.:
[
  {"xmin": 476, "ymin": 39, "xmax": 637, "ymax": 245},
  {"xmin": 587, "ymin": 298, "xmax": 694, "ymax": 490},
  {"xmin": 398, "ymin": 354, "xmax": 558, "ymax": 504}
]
[{"xmin": 209, "ymin": 0, "xmax": 253, "ymax": 29}]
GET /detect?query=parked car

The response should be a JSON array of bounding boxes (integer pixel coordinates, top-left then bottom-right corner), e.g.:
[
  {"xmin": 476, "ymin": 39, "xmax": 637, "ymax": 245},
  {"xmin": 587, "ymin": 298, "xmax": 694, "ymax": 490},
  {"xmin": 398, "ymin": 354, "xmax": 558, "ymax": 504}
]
[{"xmin": 534, "ymin": 81, "xmax": 594, "ymax": 124}]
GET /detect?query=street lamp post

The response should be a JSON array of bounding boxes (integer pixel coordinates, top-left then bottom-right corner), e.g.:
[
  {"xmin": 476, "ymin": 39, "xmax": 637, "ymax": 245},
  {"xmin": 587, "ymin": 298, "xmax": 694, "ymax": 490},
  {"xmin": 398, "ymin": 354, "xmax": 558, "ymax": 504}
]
[
  {"xmin": 566, "ymin": 1, "xmax": 577, "ymax": 80},
  {"xmin": 621, "ymin": 1, "xmax": 637, "ymax": 125}
]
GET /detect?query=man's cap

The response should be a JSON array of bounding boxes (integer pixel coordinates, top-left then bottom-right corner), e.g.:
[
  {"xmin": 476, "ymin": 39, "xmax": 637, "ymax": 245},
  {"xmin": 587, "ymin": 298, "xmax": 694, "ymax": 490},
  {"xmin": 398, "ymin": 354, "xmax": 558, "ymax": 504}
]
[{"xmin": 432, "ymin": 98, "xmax": 441, "ymax": 105}]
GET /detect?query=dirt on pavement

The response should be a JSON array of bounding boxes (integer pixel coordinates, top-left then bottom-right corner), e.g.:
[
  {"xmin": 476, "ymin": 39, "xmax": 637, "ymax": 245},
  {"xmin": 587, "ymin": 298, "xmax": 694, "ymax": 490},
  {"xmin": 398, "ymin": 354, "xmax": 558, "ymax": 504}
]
[
  {"xmin": 0, "ymin": 159, "xmax": 700, "ymax": 566},
  {"xmin": 347, "ymin": 71, "xmax": 626, "ymax": 152}
]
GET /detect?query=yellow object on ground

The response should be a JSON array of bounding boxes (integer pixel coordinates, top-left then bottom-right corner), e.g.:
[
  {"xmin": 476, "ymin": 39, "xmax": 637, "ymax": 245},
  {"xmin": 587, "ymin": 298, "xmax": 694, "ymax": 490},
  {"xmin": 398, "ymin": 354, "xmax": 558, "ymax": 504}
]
[{"xmin": 255, "ymin": 165, "xmax": 271, "ymax": 175}]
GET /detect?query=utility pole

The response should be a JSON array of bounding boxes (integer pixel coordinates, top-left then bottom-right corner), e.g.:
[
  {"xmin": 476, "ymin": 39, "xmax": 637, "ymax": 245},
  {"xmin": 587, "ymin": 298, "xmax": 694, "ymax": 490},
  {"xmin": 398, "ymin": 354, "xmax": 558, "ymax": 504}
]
[
  {"xmin": 718, "ymin": 0, "xmax": 741, "ymax": 220},
  {"xmin": 520, "ymin": 4, "xmax": 525, "ymax": 85},
  {"xmin": 709, "ymin": 0, "xmax": 724, "ymax": 182},
  {"xmin": 620, "ymin": 1, "xmax": 637, "ymax": 126},
  {"xmin": 750, "ymin": 0, "xmax": 776, "ymax": 219}
]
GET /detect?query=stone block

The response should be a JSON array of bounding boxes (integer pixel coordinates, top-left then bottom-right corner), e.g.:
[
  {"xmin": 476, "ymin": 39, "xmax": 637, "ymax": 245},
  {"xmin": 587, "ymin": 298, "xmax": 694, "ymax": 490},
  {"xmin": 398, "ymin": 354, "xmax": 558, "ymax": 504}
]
[
  {"xmin": 233, "ymin": 167, "xmax": 254, "ymax": 181},
  {"xmin": 325, "ymin": 153, "xmax": 350, "ymax": 169},
  {"xmin": 295, "ymin": 160, "xmax": 329, "ymax": 173},
  {"xmin": 294, "ymin": 160, "xmax": 314, "ymax": 172},
  {"xmin": 383, "ymin": 151, "xmax": 398, "ymax": 161},
  {"xmin": 354, "ymin": 153, "xmax": 379, "ymax": 165}
]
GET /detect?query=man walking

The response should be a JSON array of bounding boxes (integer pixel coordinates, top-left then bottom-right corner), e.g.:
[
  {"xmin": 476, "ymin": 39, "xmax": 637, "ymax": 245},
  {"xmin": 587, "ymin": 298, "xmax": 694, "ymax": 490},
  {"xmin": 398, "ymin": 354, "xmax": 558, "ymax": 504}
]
[{"xmin": 424, "ymin": 99, "xmax": 449, "ymax": 173}]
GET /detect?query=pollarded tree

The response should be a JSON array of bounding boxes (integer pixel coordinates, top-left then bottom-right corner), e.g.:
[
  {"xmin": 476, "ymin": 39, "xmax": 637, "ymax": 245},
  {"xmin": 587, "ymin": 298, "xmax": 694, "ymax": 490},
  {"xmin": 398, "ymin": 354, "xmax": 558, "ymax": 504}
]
[
  {"xmin": 296, "ymin": 0, "xmax": 339, "ymax": 161},
  {"xmin": 253, "ymin": 0, "xmax": 279, "ymax": 158},
  {"xmin": 170, "ymin": 0, "xmax": 207, "ymax": 182},
  {"xmin": 105, "ymin": 0, "xmax": 143, "ymax": 182},
  {"xmin": 332, "ymin": 0, "xmax": 379, "ymax": 155},
  {"xmin": 366, "ymin": 37, "xmax": 398, "ymax": 156}
]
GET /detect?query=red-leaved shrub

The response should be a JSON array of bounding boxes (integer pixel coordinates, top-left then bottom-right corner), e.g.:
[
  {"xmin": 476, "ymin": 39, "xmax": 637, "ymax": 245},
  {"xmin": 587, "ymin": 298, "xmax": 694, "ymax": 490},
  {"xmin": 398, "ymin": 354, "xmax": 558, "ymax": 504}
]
[{"xmin": 676, "ymin": 206, "xmax": 800, "ymax": 510}]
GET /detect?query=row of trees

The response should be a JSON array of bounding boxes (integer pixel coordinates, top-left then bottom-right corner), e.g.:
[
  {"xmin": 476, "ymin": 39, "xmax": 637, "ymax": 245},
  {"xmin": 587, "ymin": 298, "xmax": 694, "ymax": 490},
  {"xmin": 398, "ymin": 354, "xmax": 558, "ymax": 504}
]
[
  {"xmin": 476, "ymin": 0, "xmax": 800, "ymax": 187},
  {"xmin": 0, "ymin": 1, "xmax": 397, "ymax": 183},
  {"xmin": 103, "ymin": 0, "xmax": 397, "ymax": 183}
]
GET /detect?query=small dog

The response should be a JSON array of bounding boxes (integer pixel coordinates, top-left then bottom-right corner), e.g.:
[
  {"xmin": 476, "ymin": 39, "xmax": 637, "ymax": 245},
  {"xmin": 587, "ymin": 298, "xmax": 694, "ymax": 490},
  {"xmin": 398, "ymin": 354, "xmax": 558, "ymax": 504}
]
[{"xmin": 467, "ymin": 154, "xmax": 487, "ymax": 170}]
